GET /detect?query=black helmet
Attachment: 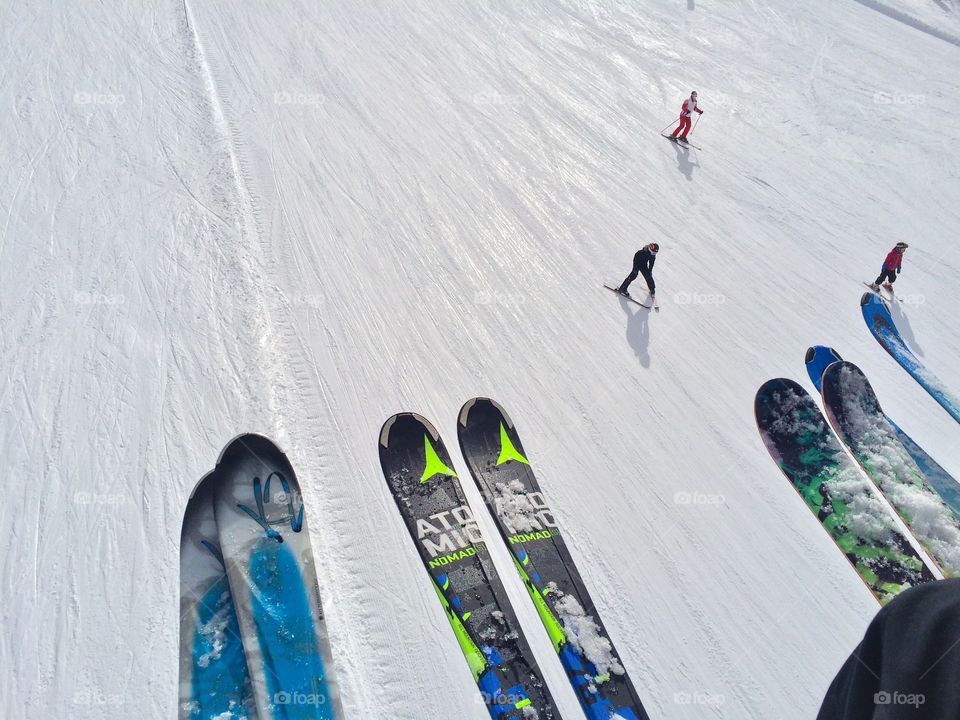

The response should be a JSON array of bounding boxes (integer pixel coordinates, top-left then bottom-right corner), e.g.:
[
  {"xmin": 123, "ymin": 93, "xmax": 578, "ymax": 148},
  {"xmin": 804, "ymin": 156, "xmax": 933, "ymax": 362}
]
[
  {"xmin": 649, "ymin": 243, "xmax": 660, "ymax": 254},
  {"xmin": 895, "ymin": 242, "xmax": 909, "ymax": 250}
]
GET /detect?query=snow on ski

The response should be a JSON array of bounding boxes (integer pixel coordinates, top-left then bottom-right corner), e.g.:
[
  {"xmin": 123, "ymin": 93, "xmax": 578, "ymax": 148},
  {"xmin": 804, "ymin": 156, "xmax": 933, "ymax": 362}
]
[
  {"xmin": 806, "ymin": 347, "xmax": 960, "ymax": 518},
  {"xmin": 179, "ymin": 473, "xmax": 257, "ymax": 720},
  {"xmin": 457, "ymin": 398, "xmax": 650, "ymax": 720},
  {"xmin": 821, "ymin": 362, "xmax": 960, "ymax": 577},
  {"xmin": 179, "ymin": 434, "xmax": 343, "ymax": 719},
  {"xmin": 603, "ymin": 284, "xmax": 653, "ymax": 309},
  {"xmin": 861, "ymin": 292, "xmax": 960, "ymax": 423},
  {"xmin": 378, "ymin": 413, "xmax": 560, "ymax": 720},
  {"xmin": 755, "ymin": 379, "xmax": 935, "ymax": 604}
]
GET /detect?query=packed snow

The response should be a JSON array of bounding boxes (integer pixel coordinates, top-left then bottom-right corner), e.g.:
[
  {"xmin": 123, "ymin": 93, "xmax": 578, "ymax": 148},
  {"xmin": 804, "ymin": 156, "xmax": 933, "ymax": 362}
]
[
  {"xmin": 3, "ymin": 0, "xmax": 960, "ymax": 718},
  {"xmin": 494, "ymin": 479, "xmax": 553, "ymax": 535},
  {"xmin": 547, "ymin": 582, "xmax": 625, "ymax": 683}
]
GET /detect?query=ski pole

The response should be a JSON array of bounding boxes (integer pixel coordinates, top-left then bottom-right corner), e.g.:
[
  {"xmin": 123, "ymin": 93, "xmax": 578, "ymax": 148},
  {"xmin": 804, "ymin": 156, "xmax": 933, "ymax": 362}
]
[
  {"xmin": 659, "ymin": 119, "xmax": 678, "ymax": 135},
  {"xmin": 688, "ymin": 113, "xmax": 702, "ymax": 137}
]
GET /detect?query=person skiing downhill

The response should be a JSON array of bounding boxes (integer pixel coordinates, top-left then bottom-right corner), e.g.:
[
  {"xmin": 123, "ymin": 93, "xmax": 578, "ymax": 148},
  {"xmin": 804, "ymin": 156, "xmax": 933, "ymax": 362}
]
[
  {"xmin": 670, "ymin": 91, "xmax": 703, "ymax": 143},
  {"xmin": 869, "ymin": 242, "xmax": 908, "ymax": 292},
  {"xmin": 618, "ymin": 243, "xmax": 659, "ymax": 299}
]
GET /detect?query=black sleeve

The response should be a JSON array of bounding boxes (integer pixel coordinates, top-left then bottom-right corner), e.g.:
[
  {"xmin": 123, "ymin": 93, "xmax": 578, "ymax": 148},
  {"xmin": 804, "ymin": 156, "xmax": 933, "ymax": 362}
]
[{"xmin": 817, "ymin": 579, "xmax": 960, "ymax": 720}]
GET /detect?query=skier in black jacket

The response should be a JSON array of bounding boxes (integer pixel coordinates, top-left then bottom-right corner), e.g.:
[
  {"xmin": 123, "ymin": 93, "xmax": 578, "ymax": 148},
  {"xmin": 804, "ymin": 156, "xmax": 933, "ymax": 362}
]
[
  {"xmin": 817, "ymin": 578, "xmax": 960, "ymax": 719},
  {"xmin": 617, "ymin": 243, "xmax": 659, "ymax": 299}
]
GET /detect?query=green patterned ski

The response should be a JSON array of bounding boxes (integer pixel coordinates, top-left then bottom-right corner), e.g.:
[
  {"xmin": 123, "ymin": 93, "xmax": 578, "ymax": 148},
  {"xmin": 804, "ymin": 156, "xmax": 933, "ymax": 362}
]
[
  {"xmin": 755, "ymin": 379, "xmax": 934, "ymax": 604},
  {"xmin": 821, "ymin": 361, "xmax": 960, "ymax": 577}
]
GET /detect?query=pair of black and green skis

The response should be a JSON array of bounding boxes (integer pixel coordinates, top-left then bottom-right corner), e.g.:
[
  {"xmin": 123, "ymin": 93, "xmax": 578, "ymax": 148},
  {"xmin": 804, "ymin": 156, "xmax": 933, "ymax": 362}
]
[{"xmin": 379, "ymin": 398, "xmax": 649, "ymax": 720}]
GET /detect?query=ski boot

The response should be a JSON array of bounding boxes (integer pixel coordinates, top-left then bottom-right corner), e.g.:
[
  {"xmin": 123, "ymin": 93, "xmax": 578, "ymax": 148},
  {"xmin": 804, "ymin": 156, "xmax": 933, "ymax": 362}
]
[
  {"xmin": 869, "ymin": 283, "xmax": 881, "ymax": 291},
  {"xmin": 677, "ymin": 137, "xmax": 689, "ymax": 144},
  {"xmin": 617, "ymin": 287, "xmax": 631, "ymax": 298},
  {"xmin": 882, "ymin": 282, "xmax": 894, "ymax": 292}
]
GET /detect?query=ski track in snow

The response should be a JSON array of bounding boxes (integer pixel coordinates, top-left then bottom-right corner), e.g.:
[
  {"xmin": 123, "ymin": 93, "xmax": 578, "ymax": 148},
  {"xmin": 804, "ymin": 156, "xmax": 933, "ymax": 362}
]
[
  {"xmin": 852, "ymin": 0, "xmax": 960, "ymax": 47},
  {"xmin": 2, "ymin": 1, "xmax": 960, "ymax": 718}
]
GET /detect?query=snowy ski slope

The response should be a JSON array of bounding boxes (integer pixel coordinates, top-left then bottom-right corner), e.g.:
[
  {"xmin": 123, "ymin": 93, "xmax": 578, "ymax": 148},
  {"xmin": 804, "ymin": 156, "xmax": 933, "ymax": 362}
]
[{"xmin": 2, "ymin": 0, "xmax": 959, "ymax": 718}]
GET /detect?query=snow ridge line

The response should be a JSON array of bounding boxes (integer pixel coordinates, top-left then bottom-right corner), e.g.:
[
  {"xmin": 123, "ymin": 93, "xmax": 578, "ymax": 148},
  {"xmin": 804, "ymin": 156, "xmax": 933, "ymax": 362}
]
[
  {"xmin": 852, "ymin": 0, "xmax": 960, "ymax": 48},
  {"xmin": 178, "ymin": 0, "xmax": 288, "ymax": 438},
  {"xmin": 177, "ymin": 3, "xmax": 370, "ymax": 714},
  {"xmin": 180, "ymin": 0, "xmax": 256, "ymax": 230}
]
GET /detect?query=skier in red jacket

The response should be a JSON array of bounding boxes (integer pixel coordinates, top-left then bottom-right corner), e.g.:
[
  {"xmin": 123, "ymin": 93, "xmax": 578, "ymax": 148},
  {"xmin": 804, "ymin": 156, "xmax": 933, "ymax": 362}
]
[
  {"xmin": 670, "ymin": 91, "xmax": 704, "ymax": 143},
  {"xmin": 869, "ymin": 242, "xmax": 908, "ymax": 292}
]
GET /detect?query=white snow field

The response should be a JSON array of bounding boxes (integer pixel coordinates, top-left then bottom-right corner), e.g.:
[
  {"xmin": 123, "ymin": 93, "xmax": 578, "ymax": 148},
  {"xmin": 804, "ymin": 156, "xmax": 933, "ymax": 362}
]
[{"xmin": 2, "ymin": 0, "xmax": 959, "ymax": 718}]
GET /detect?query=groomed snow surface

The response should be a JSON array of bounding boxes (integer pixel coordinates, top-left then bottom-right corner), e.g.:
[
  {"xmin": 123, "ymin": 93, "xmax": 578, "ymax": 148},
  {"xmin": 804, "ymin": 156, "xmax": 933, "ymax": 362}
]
[{"xmin": 3, "ymin": 0, "xmax": 959, "ymax": 718}]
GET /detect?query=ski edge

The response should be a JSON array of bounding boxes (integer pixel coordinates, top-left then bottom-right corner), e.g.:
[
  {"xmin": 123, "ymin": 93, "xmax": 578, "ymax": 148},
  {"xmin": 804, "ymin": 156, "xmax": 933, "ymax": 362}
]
[{"xmin": 603, "ymin": 284, "xmax": 653, "ymax": 308}]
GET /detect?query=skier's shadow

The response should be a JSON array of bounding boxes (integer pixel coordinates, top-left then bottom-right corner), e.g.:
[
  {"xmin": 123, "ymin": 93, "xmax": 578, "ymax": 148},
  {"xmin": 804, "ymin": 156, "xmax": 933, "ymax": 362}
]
[
  {"xmin": 672, "ymin": 142, "xmax": 698, "ymax": 180},
  {"xmin": 619, "ymin": 299, "xmax": 651, "ymax": 367},
  {"xmin": 890, "ymin": 301, "xmax": 925, "ymax": 357}
]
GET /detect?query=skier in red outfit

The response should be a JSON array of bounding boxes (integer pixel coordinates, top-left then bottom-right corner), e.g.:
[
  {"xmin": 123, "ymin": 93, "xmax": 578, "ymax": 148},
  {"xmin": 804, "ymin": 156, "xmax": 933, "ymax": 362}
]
[
  {"xmin": 670, "ymin": 91, "xmax": 703, "ymax": 143},
  {"xmin": 869, "ymin": 242, "xmax": 908, "ymax": 292}
]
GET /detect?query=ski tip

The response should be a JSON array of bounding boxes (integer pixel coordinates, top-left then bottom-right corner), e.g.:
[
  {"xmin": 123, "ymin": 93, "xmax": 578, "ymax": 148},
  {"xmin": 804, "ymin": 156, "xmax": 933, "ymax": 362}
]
[
  {"xmin": 804, "ymin": 345, "xmax": 844, "ymax": 393},
  {"xmin": 805, "ymin": 345, "xmax": 843, "ymax": 365},
  {"xmin": 458, "ymin": 397, "xmax": 514, "ymax": 429},
  {"xmin": 822, "ymin": 360, "xmax": 884, "ymax": 414},
  {"xmin": 215, "ymin": 433, "xmax": 285, "ymax": 469},
  {"xmin": 184, "ymin": 466, "xmax": 221, "ymax": 506},
  {"xmin": 755, "ymin": 378, "xmax": 813, "ymax": 430},
  {"xmin": 756, "ymin": 377, "xmax": 797, "ymax": 395},
  {"xmin": 457, "ymin": 398, "xmax": 479, "ymax": 427},
  {"xmin": 823, "ymin": 359, "xmax": 868, "ymax": 382},
  {"xmin": 379, "ymin": 412, "xmax": 443, "ymax": 449},
  {"xmin": 756, "ymin": 377, "xmax": 808, "ymax": 404},
  {"xmin": 378, "ymin": 415, "xmax": 399, "ymax": 448}
]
